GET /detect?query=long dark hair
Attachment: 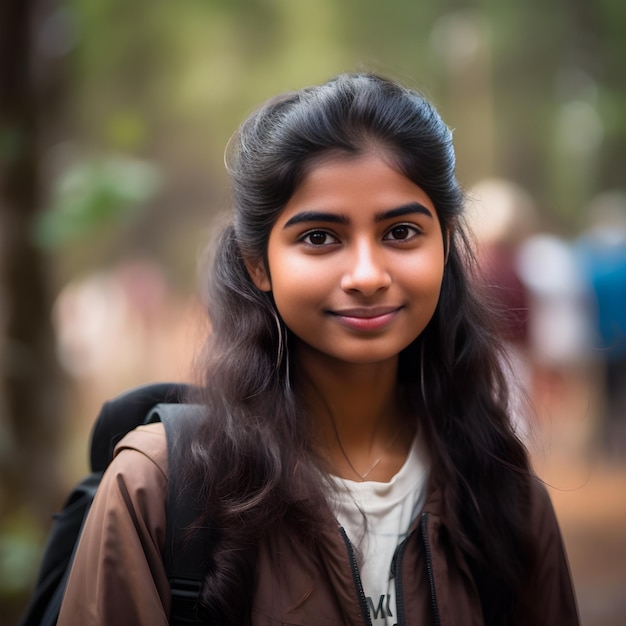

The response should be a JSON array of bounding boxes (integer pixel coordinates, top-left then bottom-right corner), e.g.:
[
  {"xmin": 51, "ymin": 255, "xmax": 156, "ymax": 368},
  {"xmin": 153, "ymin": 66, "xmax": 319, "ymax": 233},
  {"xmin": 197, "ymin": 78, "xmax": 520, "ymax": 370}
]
[{"xmin": 179, "ymin": 73, "xmax": 534, "ymax": 624}]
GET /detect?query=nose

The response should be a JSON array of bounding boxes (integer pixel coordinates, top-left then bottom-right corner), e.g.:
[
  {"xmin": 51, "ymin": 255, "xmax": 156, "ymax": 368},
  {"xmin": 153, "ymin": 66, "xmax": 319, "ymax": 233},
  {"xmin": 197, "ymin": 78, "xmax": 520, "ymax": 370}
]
[{"xmin": 340, "ymin": 240, "xmax": 391, "ymax": 296}]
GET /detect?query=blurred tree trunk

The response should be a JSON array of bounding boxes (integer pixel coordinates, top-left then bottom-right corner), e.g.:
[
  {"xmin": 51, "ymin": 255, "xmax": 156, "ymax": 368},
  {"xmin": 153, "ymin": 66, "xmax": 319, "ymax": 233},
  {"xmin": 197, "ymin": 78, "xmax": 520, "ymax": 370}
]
[{"xmin": 0, "ymin": 0, "xmax": 63, "ymax": 526}]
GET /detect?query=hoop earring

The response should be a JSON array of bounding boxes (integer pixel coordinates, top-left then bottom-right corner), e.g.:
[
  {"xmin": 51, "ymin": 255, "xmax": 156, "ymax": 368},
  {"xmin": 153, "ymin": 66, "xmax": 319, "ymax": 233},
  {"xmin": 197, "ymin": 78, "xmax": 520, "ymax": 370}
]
[
  {"xmin": 271, "ymin": 308, "xmax": 292, "ymax": 394},
  {"xmin": 420, "ymin": 340, "xmax": 427, "ymax": 410},
  {"xmin": 272, "ymin": 308, "xmax": 285, "ymax": 370}
]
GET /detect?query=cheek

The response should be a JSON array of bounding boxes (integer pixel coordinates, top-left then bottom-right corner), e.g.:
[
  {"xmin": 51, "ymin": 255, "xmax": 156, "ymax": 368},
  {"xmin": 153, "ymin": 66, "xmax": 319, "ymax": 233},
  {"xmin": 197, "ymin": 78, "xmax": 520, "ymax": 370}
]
[
  {"xmin": 272, "ymin": 272, "xmax": 325, "ymax": 318},
  {"xmin": 404, "ymin": 260, "xmax": 445, "ymax": 330},
  {"xmin": 405, "ymin": 249, "xmax": 446, "ymax": 292},
  {"xmin": 269, "ymin": 248, "xmax": 336, "ymax": 299},
  {"xmin": 269, "ymin": 263, "xmax": 314, "ymax": 310}
]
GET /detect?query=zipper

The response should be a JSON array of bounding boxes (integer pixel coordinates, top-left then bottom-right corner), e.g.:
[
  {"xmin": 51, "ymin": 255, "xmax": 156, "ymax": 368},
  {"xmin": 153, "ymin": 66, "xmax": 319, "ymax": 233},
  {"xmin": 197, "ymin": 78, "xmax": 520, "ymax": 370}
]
[
  {"xmin": 421, "ymin": 513, "xmax": 441, "ymax": 626},
  {"xmin": 339, "ymin": 526, "xmax": 372, "ymax": 626},
  {"xmin": 391, "ymin": 536, "xmax": 410, "ymax": 626}
]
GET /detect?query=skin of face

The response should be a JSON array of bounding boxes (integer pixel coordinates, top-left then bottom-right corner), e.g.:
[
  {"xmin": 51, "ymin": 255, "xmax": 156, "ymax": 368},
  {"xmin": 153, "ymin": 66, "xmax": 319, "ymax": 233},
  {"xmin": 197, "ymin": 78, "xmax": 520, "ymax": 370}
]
[{"xmin": 247, "ymin": 152, "xmax": 446, "ymax": 372}]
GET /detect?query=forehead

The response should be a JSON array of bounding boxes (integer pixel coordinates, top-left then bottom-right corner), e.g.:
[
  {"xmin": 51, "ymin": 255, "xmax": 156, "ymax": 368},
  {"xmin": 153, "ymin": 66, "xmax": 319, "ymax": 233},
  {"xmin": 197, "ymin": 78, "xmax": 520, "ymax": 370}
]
[{"xmin": 281, "ymin": 151, "xmax": 437, "ymax": 218}]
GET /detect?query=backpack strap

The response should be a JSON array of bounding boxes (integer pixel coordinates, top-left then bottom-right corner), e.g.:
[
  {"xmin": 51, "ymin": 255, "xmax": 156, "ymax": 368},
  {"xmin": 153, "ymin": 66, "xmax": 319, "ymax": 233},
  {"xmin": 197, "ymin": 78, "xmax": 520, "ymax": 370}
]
[
  {"xmin": 90, "ymin": 382, "xmax": 193, "ymax": 472},
  {"xmin": 146, "ymin": 403, "xmax": 219, "ymax": 625}
]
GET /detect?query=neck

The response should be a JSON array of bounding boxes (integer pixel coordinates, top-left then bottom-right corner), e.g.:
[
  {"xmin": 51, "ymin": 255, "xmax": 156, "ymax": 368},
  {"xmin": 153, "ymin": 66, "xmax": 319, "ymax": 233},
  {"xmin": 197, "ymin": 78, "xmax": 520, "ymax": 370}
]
[{"xmin": 294, "ymin": 344, "xmax": 413, "ymax": 480}]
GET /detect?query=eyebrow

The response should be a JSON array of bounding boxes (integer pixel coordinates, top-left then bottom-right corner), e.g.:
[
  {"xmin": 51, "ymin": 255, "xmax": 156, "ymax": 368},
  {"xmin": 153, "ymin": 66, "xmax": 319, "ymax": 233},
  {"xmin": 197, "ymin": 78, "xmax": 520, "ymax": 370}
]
[
  {"xmin": 377, "ymin": 202, "xmax": 433, "ymax": 222},
  {"xmin": 282, "ymin": 202, "xmax": 433, "ymax": 229}
]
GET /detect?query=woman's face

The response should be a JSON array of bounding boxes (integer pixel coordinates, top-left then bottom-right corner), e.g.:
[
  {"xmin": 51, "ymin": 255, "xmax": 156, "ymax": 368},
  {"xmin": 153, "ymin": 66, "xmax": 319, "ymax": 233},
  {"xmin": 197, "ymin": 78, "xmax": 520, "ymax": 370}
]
[{"xmin": 248, "ymin": 152, "xmax": 446, "ymax": 369}]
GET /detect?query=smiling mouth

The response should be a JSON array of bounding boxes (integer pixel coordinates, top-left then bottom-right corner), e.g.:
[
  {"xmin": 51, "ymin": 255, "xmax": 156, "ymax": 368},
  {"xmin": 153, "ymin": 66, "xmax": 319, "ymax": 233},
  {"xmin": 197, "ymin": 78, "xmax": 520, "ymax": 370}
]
[
  {"xmin": 330, "ymin": 306, "xmax": 401, "ymax": 318},
  {"xmin": 328, "ymin": 306, "xmax": 402, "ymax": 331}
]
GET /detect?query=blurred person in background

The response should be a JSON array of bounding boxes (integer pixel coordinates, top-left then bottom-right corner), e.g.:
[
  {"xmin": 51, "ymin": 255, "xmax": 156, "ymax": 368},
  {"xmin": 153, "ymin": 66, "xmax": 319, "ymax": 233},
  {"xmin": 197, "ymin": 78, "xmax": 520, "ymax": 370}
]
[
  {"xmin": 517, "ymin": 232, "xmax": 596, "ymax": 457},
  {"xmin": 466, "ymin": 178, "xmax": 537, "ymax": 441},
  {"xmin": 576, "ymin": 192, "xmax": 626, "ymax": 461}
]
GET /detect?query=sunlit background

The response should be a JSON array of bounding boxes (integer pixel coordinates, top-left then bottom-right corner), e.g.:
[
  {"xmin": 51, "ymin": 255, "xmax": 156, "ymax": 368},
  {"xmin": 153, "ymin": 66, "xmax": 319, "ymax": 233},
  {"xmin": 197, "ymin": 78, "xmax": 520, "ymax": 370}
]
[{"xmin": 1, "ymin": 1, "xmax": 625, "ymax": 624}]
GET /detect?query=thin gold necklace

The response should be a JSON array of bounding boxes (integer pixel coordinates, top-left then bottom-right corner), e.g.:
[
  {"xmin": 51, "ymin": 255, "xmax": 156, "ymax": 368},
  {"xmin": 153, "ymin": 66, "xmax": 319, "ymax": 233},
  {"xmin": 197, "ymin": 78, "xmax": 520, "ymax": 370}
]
[{"xmin": 334, "ymin": 425, "xmax": 403, "ymax": 482}]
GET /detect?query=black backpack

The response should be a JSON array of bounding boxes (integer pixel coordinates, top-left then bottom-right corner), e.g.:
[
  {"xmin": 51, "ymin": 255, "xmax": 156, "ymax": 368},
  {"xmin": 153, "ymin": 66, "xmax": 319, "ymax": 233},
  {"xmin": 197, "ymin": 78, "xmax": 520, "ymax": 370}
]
[{"xmin": 19, "ymin": 382, "xmax": 215, "ymax": 626}]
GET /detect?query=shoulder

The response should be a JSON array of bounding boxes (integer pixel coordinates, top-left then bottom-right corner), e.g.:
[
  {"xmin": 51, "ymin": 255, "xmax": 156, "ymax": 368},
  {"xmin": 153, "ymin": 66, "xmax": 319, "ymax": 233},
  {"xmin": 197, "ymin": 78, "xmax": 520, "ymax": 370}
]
[
  {"xmin": 88, "ymin": 422, "xmax": 170, "ymax": 554},
  {"xmin": 100, "ymin": 423, "xmax": 170, "ymax": 523},
  {"xmin": 528, "ymin": 475, "xmax": 562, "ymax": 534},
  {"xmin": 114, "ymin": 422, "xmax": 169, "ymax": 477},
  {"xmin": 58, "ymin": 423, "xmax": 172, "ymax": 625},
  {"xmin": 524, "ymin": 477, "xmax": 581, "ymax": 623}
]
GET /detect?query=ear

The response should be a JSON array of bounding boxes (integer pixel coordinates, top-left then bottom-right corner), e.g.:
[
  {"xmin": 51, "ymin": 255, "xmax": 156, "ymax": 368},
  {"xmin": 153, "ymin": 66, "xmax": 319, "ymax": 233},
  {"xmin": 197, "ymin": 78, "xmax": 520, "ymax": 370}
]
[{"xmin": 244, "ymin": 258, "xmax": 272, "ymax": 292}]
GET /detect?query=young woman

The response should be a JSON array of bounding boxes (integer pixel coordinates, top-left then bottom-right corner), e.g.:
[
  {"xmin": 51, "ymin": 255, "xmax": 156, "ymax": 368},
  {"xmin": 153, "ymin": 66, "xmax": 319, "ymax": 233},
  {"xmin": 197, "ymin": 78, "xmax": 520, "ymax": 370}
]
[{"xmin": 58, "ymin": 73, "xmax": 579, "ymax": 625}]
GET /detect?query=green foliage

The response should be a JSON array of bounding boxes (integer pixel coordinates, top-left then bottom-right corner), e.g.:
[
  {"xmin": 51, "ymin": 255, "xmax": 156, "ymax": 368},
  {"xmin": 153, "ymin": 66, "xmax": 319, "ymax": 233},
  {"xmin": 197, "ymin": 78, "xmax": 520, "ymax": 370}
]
[
  {"xmin": 54, "ymin": 0, "xmax": 626, "ymax": 259},
  {"xmin": 33, "ymin": 156, "xmax": 161, "ymax": 250},
  {"xmin": 0, "ymin": 512, "xmax": 43, "ymax": 597},
  {"xmin": 105, "ymin": 111, "xmax": 149, "ymax": 151}
]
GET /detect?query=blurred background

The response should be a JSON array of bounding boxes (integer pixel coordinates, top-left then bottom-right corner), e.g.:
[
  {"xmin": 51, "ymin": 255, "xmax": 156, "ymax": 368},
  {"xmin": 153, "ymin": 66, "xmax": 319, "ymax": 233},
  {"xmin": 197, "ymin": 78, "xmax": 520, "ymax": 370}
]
[{"xmin": 1, "ymin": 1, "xmax": 624, "ymax": 624}]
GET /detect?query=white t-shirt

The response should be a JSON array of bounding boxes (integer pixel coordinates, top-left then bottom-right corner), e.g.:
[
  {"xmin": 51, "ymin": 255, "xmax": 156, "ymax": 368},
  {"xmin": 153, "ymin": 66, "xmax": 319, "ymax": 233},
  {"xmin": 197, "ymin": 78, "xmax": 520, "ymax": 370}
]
[{"xmin": 328, "ymin": 436, "xmax": 430, "ymax": 625}]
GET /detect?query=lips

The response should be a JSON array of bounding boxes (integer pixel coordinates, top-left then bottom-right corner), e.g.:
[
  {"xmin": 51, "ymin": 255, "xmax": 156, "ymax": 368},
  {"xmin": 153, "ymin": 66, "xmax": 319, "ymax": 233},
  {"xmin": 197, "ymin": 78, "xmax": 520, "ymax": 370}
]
[{"xmin": 328, "ymin": 306, "xmax": 402, "ymax": 331}]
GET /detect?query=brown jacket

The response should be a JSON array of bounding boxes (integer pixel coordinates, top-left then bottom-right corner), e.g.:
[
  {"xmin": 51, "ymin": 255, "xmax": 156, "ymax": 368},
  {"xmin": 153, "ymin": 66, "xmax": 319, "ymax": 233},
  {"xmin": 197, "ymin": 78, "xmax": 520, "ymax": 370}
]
[{"xmin": 58, "ymin": 424, "xmax": 580, "ymax": 625}]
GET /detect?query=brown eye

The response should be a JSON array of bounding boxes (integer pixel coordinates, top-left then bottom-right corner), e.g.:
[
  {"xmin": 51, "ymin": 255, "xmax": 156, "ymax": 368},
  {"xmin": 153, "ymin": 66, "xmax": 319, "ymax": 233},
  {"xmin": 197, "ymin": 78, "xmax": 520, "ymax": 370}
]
[
  {"xmin": 384, "ymin": 224, "xmax": 418, "ymax": 241},
  {"xmin": 392, "ymin": 226, "xmax": 409, "ymax": 240},
  {"xmin": 309, "ymin": 232, "xmax": 328, "ymax": 245},
  {"xmin": 301, "ymin": 230, "xmax": 339, "ymax": 246}
]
